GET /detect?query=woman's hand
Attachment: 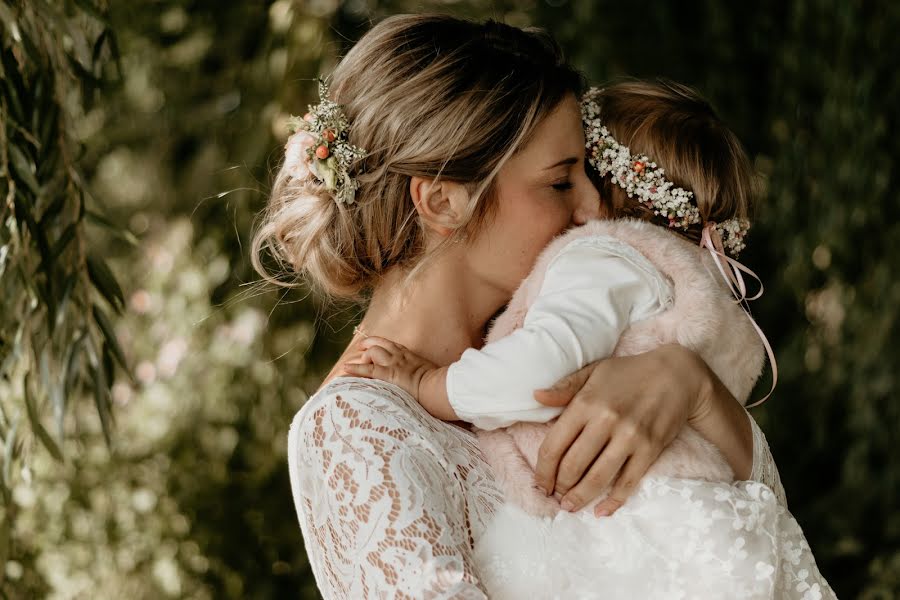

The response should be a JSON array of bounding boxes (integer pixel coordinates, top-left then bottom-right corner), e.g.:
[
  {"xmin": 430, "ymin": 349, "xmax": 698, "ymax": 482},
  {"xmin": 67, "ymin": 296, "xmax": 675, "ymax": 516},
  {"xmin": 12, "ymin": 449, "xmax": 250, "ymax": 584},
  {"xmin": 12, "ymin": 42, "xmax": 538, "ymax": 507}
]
[{"xmin": 532, "ymin": 344, "xmax": 720, "ymax": 517}]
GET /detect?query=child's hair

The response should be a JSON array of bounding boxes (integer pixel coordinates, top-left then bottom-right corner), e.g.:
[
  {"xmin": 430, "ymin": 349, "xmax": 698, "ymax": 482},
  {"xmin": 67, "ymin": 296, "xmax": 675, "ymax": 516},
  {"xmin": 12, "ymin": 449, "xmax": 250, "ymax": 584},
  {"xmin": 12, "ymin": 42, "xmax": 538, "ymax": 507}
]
[
  {"xmin": 251, "ymin": 14, "xmax": 584, "ymax": 301},
  {"xmin": 589, "ymin": 80, "xmax": 757, "ymax": 244}
]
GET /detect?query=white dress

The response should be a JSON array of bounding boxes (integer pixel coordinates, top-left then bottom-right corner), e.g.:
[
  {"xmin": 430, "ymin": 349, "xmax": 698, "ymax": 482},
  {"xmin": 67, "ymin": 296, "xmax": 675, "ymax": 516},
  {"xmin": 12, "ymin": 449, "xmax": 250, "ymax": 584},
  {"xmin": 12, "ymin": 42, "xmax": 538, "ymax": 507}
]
[
  {"xmin": 287, "ymin": 376, "xmax": 833, "ymax": 599},
  {"xmin": 442, "ymin": 233, "xmax": 835, "ymax": 599}
]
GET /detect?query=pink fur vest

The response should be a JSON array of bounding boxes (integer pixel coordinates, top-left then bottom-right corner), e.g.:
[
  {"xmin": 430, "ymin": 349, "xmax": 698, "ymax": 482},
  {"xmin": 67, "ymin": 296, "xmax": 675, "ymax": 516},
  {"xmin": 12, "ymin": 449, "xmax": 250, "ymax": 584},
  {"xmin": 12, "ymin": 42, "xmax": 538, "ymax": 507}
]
[{"xmin": 475, "ymin": 218, "xmax": 765, "ymax": 518}]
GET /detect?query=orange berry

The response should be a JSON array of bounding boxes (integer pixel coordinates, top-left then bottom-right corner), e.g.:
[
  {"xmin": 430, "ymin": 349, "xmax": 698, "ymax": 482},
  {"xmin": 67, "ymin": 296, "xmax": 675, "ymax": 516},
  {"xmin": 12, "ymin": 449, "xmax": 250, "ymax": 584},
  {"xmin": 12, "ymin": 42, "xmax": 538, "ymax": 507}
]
[
  {"xmin": 322, "ymin": 129, "xmax": 336, "ymax": 142},
  {"xmin": 315, "ymin": 145, "xmax": 330, "ymax": 159}
]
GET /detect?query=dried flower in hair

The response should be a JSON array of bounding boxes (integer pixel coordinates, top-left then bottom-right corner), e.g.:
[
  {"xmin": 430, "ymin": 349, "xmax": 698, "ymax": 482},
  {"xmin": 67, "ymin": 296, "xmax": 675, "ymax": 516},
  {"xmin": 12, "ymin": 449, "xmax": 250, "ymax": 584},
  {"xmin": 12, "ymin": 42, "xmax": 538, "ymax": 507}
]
[{"xmin": 285, "ymin": 78, "xmax": 368, "ymax": 205}]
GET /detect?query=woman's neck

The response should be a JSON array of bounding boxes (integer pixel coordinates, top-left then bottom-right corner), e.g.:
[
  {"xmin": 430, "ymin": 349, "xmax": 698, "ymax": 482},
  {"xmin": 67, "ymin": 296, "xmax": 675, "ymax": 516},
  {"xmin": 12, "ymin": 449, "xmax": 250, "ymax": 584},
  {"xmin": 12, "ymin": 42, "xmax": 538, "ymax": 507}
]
[{"xmin": 359, "ymin": 251, "xmax": 509, "ymax": 366}]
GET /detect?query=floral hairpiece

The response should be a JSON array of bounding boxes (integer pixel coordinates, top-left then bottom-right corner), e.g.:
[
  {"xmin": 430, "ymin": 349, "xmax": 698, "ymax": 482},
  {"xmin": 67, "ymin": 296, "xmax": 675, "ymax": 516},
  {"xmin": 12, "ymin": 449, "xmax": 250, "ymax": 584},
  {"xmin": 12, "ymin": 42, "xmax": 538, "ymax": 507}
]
[
  {"xmin": 580, "ymin": 87, "xmax": 750, "ymax": 256},
  {"xmin": 284, "ymin": 78, "xmax": 368, "ymax": 205}
]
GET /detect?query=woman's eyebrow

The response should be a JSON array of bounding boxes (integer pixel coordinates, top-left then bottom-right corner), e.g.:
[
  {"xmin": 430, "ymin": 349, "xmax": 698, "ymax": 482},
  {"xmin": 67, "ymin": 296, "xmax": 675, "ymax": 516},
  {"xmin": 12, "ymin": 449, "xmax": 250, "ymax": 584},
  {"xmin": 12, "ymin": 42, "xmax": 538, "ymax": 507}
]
[{"xmin": 543, "ymin": 157, "xmax": 579, "ymax": 170}]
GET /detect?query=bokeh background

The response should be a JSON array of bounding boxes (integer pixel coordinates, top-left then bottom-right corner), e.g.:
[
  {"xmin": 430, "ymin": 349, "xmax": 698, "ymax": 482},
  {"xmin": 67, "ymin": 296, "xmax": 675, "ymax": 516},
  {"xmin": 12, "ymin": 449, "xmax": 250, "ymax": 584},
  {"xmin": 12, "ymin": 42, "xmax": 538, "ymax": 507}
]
[{"xmin": 1, "ymin": 0, "xmax": 897, "ymax": 598}]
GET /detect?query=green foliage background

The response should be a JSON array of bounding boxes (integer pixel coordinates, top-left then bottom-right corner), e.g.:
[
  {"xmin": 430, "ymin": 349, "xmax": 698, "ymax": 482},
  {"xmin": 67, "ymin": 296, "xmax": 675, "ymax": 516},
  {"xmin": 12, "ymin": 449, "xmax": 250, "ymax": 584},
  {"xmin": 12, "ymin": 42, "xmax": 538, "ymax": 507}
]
[{"xmin": 0, "ymin": 0, "xmax": 897, "ymax": 598}]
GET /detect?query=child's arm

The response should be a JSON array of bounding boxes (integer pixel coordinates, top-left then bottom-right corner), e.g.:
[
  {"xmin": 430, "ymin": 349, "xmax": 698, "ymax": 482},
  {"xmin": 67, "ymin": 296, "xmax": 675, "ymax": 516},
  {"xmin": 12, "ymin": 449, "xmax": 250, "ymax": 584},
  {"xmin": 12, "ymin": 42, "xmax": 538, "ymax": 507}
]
[
  {"xmin": 343, "ymin": 338, "xmax": 456, "ymax": 421},
  {"xmin": 345, "ymin": 236, "xmax": 669, "ymax": 429},
  {"xmin": 447, "ymin": 236, "xmax": 669, "ymax": 430}
]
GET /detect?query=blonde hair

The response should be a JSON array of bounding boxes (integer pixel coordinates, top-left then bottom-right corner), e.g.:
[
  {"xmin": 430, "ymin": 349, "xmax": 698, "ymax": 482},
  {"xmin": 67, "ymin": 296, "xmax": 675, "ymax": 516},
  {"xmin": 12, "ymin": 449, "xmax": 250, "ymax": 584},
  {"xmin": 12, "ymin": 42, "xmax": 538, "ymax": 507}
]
[
  {"xmin": 590, "ymin": 80, "xmax": 757, "ymax": 243},
  {"xmin": 252, "ymin": 14, "xmax": 583, "ymax": 302}
]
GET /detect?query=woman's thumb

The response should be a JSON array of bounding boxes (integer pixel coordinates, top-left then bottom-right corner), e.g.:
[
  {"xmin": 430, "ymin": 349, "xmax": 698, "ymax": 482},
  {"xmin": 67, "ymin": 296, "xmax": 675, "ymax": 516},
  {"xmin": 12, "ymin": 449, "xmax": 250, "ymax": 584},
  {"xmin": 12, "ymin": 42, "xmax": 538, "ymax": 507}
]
[{"xmin": 533, "ymin": 364, "xmax": 593, "ymax": 407}]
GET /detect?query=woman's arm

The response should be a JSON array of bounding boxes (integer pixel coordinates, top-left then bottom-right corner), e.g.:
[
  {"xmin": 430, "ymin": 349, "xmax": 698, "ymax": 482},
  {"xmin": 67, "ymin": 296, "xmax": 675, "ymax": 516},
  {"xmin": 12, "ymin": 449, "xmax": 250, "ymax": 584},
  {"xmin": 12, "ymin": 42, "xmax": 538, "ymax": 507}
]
[
  {"xmin": 288, "ymin": 385, "xmax": 489, "ymax": 598},
  {"xmin": 686, "ymin": 358, "xmax": 753, "ymax": 480},
  {"xmin": 531, "ymin": 344, "xmax": 753, "ymax": 516}
]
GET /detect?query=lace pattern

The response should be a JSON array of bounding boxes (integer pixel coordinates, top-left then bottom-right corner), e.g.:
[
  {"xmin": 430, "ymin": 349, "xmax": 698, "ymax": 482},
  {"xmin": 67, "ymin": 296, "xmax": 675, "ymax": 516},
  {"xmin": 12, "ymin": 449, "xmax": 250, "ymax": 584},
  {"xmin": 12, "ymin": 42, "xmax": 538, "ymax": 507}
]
[
  {"xmin": 475, "ymin": 477, "xmax": 836, "ymax": 599},
  {"xmin": 747, "ymin": 408, "xmax": 788, "ymax": 508},
  {"xmin": 288, "ymin": 377, "xmax": 798, "ymax": 598},
  {"xmin": 287, "ymin": 377, "xmax": 503, "ymax": 599}
]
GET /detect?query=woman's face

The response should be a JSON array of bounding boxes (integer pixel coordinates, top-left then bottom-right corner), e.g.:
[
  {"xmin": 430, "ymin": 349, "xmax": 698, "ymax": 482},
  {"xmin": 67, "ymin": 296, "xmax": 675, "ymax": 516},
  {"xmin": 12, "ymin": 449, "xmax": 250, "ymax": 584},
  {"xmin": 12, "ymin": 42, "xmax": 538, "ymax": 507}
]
[{"xmin": 466, "ymin": 94, "xmax": 601, "ymax": 295}]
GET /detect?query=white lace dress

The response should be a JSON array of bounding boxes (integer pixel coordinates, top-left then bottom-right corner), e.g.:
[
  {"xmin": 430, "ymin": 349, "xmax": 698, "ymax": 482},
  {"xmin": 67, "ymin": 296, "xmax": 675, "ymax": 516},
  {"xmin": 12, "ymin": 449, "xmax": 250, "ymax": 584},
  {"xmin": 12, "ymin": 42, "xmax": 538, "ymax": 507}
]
[{"xmin": 287, "ymin": 376, "xmax": 836, "ymax": 599}]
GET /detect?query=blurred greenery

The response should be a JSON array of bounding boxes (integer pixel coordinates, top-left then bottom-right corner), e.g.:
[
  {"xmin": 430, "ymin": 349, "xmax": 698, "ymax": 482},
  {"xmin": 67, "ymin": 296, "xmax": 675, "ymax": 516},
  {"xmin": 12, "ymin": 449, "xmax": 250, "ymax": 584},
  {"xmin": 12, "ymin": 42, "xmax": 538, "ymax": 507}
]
[{"xmin": 0, "ymin": 0, "xmax": 896, "ymax": 598}]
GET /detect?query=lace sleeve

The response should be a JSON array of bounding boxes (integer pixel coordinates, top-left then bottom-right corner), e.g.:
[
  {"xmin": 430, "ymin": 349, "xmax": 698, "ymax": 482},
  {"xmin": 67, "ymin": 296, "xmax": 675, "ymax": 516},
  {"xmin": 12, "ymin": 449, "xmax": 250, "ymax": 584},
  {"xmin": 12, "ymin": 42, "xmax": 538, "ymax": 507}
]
[
  {"xmin": 287, "ymin": 381, "xmax": 490, "ymax": 599},
  {"xmin": 746, "ymin": 408, "xmax": 788, "ymax": 509}
]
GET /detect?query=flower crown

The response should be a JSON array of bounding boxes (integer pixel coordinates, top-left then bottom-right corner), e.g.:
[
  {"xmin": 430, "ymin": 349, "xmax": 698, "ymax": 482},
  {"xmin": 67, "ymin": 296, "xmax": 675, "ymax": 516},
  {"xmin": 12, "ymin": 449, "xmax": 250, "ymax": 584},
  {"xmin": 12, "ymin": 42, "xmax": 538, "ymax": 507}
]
[
  {"xmin": 580, "ymin": 87, "xmax": 750, "ymax": 256},
  {"xmin": 284, "ymin": 78, "xmax": 367, "ymax": 205}
]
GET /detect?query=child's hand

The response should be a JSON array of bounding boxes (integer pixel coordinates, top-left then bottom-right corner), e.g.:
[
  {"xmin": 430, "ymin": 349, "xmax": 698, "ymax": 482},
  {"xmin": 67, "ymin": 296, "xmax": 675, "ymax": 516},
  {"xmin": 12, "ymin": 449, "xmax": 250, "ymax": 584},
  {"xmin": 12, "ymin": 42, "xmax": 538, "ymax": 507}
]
[
  {"xmin": 343, "ymin": 337, "xmax": 438, "ymax": 401},
  {"xmin": 343, "ymin": 337, "xmax": 456, "ymax": 420}
]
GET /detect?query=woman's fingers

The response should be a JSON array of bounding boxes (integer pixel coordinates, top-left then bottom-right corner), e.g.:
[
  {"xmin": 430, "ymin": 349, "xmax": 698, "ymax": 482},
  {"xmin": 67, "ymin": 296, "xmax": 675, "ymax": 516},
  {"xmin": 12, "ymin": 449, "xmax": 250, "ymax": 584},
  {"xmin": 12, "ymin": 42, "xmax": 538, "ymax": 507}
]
[
  {"xmin": 592, "ymin": 445, "xmax": 656, "ymax": 517},
  {"xmin": 553, "ymin": 421, "xmax": 612, "ymax": 496},
  {"xmin": 559, "ymin": 437, "xmax": 630, "ymax": 512},
  {"xmin": 533, "ymin": 409, "xmax": 586, "ymax": 496},
  {"xmin": 533, "ymin": 363, "xmax": 593, "ymax": 408}
]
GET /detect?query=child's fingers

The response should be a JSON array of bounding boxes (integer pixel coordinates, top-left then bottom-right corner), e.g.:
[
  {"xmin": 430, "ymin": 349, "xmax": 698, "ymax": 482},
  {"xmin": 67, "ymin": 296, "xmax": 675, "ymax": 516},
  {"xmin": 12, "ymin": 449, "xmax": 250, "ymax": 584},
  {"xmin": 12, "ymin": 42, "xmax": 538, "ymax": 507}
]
[
  {"xmin": 359, "ymin": 336, "xmax": 406, "ymax": 353},
  {"xmin": 363, "ymin": 346, "xmax": 397, "ymax": 366},
  {"xmin": 343, "ymin": 362, "xmax": 376, "ymax": 378}
]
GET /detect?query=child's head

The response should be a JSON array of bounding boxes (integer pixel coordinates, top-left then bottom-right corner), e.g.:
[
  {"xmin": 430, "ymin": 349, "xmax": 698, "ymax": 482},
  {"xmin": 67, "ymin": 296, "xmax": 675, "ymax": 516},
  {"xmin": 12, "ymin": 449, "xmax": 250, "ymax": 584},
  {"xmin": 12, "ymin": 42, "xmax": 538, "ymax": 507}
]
[
  {"xmin": 252, "ymin": 14, "xmax": 584, "ymax": 300},
  {"xmin": 584, "ymin": 80, "xmax": 757, "ymax": 250}
]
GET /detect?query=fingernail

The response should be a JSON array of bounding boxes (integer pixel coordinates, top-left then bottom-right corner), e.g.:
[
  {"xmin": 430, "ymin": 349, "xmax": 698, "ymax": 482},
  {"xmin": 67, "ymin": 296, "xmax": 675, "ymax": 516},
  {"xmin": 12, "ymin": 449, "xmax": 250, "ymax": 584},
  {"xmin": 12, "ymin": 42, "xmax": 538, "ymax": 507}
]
[
  {"xmin": 560, "ymin": 499, "xmax": 574, "ymax": 511},
  {"xmin": 595, "ymin": 506, "xmax": 611, "ymax": 517}
]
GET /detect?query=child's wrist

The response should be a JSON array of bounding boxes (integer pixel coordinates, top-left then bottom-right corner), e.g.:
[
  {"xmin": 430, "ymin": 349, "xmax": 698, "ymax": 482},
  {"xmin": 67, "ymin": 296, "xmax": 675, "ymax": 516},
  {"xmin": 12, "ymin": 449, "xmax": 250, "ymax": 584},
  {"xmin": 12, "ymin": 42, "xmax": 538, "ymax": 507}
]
[
  {"xmin": 420, "ymin": 367, "xmax": 454, "ymax": 419},
  {"xmin": 420, "ymin": 367, "xmax": 442, "ymax": 399}
]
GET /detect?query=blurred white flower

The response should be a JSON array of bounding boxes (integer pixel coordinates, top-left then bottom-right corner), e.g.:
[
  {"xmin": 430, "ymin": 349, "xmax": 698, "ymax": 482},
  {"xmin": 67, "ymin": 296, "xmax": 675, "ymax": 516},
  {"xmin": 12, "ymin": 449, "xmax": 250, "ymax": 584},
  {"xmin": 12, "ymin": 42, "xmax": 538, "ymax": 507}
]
[
  {"xmin": 12, "ymin": 484, "xmax": 36, "ymax": 508},
  {"xmin": 132, "ymin": 488, "xmax": 158, "ymax": 513},
  {"xmin": 136, "ymin": 360, "xmax": 157, "ymax": 384},
  {"xmin": 157, "ymin": 337, "xmax": 188, "ymax": 378},
  {"xmin": 130, "ymin": 289, "xmax": 153, "ymax": 314},
  {"xmin": 4, "ymin": 560, "xmax": 23, "ymax": 580},
  {"xmin": 152, "ymin": 555, "xmax": 182, "ymax": 597},
  {"xmin": 229, "ymin": 308, "xmax": 264, "ymax": 347},
  {"xmin": 112, "ymin": 381, "xmax": 133, "ymax": 406}
]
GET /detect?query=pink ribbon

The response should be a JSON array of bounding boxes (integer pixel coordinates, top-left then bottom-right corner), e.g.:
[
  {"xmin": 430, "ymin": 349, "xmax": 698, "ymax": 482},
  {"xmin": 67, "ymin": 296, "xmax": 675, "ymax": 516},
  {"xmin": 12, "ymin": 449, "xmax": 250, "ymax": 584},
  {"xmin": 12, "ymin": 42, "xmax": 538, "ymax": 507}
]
[{"xmin": 700, "ymin": 223, "xmax": 777, "ymax": 408}]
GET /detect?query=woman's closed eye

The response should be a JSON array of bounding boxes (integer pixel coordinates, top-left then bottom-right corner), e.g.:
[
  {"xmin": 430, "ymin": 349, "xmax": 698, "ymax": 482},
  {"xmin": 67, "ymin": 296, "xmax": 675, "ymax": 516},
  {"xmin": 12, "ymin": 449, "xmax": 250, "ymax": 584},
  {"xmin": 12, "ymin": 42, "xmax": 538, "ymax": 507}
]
[{"xmin": 552, "ymin": 180, "xmax": 574, "ymax": 192}]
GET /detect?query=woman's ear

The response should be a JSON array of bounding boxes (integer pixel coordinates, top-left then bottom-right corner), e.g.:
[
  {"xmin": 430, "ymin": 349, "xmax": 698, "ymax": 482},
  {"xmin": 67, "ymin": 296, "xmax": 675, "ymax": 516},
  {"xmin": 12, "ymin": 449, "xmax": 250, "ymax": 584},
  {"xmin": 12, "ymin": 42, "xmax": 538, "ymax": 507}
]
[{"xmin": 410, "ymin": 176, "xmax": 471, "ymax": 237}]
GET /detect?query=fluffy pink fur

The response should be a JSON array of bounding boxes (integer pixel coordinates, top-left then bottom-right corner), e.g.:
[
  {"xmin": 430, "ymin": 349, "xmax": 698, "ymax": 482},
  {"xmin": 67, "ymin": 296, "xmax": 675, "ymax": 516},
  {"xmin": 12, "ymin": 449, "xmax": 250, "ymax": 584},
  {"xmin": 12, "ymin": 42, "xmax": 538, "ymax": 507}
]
[{"xmin": 476, "ymin": 218, "xmax": 765, "ymax": 518}]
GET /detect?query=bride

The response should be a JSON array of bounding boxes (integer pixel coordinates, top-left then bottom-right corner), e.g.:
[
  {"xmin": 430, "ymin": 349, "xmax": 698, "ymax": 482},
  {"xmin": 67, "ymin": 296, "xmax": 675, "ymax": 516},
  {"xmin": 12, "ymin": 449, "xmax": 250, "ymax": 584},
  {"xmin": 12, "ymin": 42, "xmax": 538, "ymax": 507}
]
[{"xmin": 253, "ymin": 13, "xmax": 832, "ymax": 598}]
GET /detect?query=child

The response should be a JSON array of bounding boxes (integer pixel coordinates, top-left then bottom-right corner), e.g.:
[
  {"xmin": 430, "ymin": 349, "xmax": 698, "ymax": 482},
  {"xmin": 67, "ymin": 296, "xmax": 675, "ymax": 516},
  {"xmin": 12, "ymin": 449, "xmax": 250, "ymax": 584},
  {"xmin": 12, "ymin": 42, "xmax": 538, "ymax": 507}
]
[{"xmin": 345, "ymin": 80, "xmax": 835, "ymax": 599}]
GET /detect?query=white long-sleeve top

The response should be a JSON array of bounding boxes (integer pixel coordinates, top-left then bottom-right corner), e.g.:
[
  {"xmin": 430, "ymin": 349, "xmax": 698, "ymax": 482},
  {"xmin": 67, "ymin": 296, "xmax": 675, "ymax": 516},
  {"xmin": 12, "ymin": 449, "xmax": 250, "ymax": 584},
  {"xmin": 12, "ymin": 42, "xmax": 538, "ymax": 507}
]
[{"xmin": 447, "ymin": 236, "xmax": 675, "ymax": 430}]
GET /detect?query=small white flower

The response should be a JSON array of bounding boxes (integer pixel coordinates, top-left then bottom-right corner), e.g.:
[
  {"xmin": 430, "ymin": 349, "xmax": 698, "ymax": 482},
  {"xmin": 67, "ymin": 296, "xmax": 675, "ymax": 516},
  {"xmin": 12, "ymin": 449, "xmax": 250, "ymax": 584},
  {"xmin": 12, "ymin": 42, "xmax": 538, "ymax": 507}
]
[
  {"xmin": 755, "ymin": 561, "xmax": 775, "ymax": 580},
  {"xmin": 283, "ymin": 130, "xmax": 316, "ymax": 180}
]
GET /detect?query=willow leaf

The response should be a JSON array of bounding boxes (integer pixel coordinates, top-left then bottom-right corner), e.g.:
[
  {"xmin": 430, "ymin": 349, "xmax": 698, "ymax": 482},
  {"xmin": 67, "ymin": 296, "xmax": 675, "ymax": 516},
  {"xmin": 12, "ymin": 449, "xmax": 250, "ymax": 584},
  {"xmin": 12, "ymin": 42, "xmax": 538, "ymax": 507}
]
[
  {"xmin": 92, "ymin": 303, "xmax": 129, "ymax": 374},
  {"xmin": 73, "ymin": 0, "xmax": 110, "ymax": 26},
  {"xmin": 86, "ymin": 254, "xmax": 124, "ymax": 312},
  {"xmin": 23, "ymin": 375, "xmax": 64, "ymax": 463},
  {"xmin": 85, "ymin": 209, "xmax": 138, "ymax": 246},
  {"xmin": 88, "ymin": 357, "xmax": 113, "ymax": 450},
  {"xmin": 49, "ymin": 222, "xmax": 77, "ymax": 263},
  {"xmin": 8, "ymin": 144, "xmax": 39, "ymax": 196},
  {"xmin": 54, "ymin": 271, "xmax": 78, "ymax": 330},
  {"xmin": 38, "ymin": 181, "xmax": 68, "ymax": 225},
  {"xmin": 2, "ymin": 417, "xmax": 19, "ymax": 489}
]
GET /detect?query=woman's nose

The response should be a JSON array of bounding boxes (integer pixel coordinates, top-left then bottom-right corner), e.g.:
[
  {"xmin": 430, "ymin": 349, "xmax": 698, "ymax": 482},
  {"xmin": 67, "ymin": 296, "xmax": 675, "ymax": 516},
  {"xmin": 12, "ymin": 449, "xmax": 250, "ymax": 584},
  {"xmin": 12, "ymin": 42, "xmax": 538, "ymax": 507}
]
[{"xmin": 572, "ymin": 181, "xmax": 601, "ymax": 225}]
